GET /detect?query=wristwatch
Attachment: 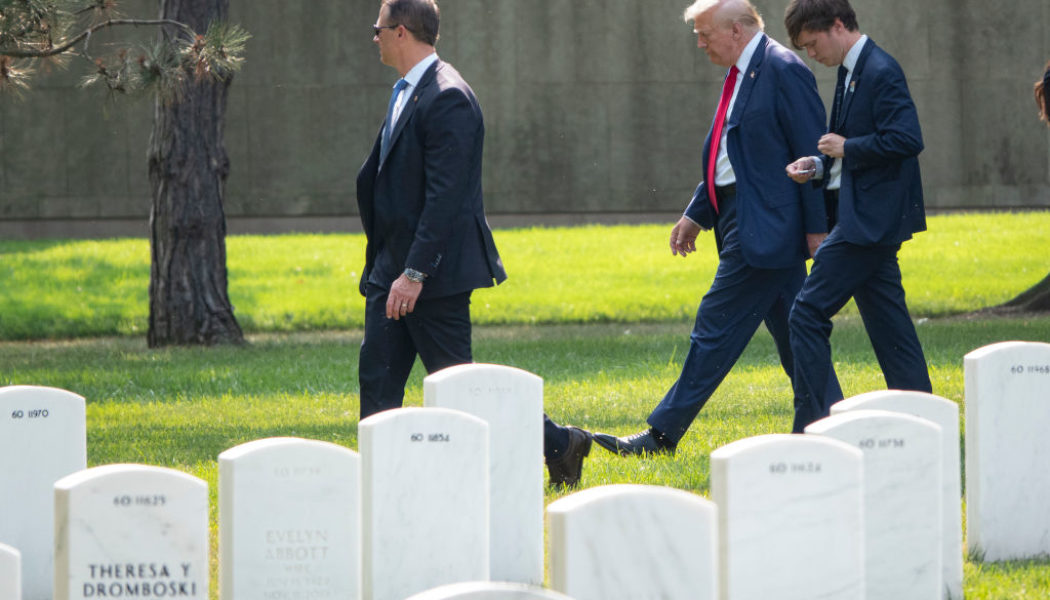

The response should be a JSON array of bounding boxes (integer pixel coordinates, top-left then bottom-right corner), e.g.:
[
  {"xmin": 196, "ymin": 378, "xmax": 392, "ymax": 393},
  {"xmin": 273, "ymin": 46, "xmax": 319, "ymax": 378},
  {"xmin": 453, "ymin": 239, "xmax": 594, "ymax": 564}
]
[{"xmin": 404, "ymin": 268, "xmax": 427, "ymax": 283}]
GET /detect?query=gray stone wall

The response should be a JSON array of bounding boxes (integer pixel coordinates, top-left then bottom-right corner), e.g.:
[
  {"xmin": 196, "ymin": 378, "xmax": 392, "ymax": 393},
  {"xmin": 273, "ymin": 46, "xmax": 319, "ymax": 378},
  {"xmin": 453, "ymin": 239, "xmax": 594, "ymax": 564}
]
[{"xmin": 1, "ymin": 0, "xmax": 1048, "ymax": 237}]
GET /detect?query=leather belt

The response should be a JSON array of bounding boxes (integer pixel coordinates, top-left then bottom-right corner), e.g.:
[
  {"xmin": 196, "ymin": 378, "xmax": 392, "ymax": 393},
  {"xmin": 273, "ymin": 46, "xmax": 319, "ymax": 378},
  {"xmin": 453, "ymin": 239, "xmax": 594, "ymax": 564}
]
[{"xmin": 716, "ymin": 183, "xmax": 736, "ymax": 198}]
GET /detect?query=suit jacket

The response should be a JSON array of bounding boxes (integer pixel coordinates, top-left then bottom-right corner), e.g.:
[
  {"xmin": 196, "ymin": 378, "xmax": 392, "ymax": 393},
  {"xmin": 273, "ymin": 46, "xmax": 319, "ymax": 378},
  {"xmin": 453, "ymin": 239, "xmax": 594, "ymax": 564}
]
[
  {"xmin": 684, "ymin": 33, "xmax": 828, "ymax": 270},
  {"xmin": 827, "ymin": 39, "xmax": 926, "ymax": 246},
  {"xmin": 356, "ymin": 60, "xmax": 507, "ymax": 298}
]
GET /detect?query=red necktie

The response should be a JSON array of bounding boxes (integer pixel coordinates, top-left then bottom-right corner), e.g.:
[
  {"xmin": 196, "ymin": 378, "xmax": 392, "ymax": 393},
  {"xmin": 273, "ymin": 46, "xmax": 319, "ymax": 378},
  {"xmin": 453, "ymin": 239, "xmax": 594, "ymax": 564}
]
[{"xmin": 707, "ymin": 66, "xmax": 739, "ymax": 213}]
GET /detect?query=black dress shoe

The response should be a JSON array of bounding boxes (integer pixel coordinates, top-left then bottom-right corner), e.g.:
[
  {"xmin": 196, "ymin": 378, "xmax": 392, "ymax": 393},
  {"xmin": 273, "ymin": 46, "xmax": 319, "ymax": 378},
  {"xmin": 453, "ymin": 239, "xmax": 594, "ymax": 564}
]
[
  {"xmin": 547, "ymin": 426, "xmax": 592, "ymax": 488},
  {"xmin": 592, "ymin": 428, "xmax": 676, "ymax": 456}
]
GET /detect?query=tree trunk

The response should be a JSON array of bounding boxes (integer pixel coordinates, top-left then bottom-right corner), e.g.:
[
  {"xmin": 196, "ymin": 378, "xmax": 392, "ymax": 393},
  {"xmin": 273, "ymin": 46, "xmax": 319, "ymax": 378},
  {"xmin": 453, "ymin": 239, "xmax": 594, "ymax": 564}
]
[
  {"xmin": 147, "ymin": 0, "xmax": 243, "ymax": 347},
  {"xmin": 998, "ymin": 272, "xmax": 1050, "ymax": 313}
]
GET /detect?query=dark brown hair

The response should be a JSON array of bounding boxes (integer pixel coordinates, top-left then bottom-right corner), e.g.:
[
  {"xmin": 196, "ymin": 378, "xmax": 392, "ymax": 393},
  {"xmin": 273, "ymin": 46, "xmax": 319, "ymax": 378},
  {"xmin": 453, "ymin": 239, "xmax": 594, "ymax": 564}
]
[
  {"xmin": 384, "ymin": 0, "xmax": 440, "ymax": 46},
  {"xmin": 784, "ymin": 0, "xmax": 859, "ymax": 49}
]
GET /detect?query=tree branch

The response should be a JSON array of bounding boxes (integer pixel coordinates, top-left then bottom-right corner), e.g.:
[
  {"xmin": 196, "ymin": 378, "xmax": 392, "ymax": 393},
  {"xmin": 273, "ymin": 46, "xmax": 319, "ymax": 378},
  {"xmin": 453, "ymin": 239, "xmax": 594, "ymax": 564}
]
[{"xmin": 0, "ymin": 19, "xmax": 196, "ymax": 59}]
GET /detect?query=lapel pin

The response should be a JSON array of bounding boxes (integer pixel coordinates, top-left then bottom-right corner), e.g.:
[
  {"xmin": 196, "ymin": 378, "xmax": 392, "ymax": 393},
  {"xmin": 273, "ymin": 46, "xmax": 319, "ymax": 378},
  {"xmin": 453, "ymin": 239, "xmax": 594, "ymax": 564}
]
[
  {"xmin": 849, "ymin": 81, "xmax": 856, "ymax": 93},
  {"xmin": 750, "ymin": 71, "xmax": 756, "ymax": 79}
]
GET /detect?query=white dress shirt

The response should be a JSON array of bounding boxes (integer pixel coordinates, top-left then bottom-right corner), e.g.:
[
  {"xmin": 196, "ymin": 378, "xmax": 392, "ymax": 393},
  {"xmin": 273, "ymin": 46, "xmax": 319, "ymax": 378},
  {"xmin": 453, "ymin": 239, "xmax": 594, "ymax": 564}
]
[
  {"xmin": 712, "ymin": 32, "xmax": 764, "ymax": 187},
  {"xmin": 822, "ymin": 35, "xmax": 868, "ymax": 190}
]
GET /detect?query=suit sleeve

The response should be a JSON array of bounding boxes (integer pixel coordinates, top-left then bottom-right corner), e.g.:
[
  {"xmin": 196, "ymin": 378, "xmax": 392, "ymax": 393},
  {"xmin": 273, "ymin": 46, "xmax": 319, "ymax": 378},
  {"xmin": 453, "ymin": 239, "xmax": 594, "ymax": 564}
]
[
  {"xmin": 777, "ymin": 60, "xmax": 829, "ymax": 233},
  {"xmin": 405, "ymin": 87, "xmax": 481, "ymax": 275},
  {"xmin": 842, "ymin": 63, "xmax": 923, "ymax": 170},
  {"xmin": 684, "ymin": 181, "xmax": 716, "ymax": 229}
]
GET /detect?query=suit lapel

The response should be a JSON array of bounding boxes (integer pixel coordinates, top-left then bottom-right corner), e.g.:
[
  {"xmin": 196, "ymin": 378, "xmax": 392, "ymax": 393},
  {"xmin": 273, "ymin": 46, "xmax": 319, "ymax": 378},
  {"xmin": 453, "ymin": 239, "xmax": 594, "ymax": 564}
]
[
  {"xmin": 726, "ymin": 34, "xmax": 767, "ymax": 130},
  {"xmin": 379, "ymin": 61, "xmax": 440, "ymax": 168},
  {"xmin": 837, "ymin": 40, "xmax": 875, "ymax": 131}
]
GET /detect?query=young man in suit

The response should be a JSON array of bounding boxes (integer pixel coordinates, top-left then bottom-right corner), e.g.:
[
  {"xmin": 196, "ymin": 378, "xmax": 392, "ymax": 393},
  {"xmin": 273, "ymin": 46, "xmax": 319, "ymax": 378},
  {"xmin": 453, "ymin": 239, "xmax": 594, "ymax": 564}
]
[
  {"xmin": 784, "ymin": 0, "xmax": 933, "ymax": 429},
  {"xmin": 593, "ymin": 0, "xmax": 838, "ymax": 456},
  {"xmin": 357, "ymin": 0, "xmax": 590, "ymax": 486}
]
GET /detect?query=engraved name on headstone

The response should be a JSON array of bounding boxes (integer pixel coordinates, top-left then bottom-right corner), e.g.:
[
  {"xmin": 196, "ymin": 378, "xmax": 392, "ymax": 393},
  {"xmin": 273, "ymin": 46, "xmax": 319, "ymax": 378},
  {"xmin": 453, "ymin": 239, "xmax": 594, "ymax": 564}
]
[
  {"xmin": 219, "ymin": 437, "xmax": 361, "ymax": 600},
  {"xmin": 53, "ymin": 465, "xmax": 208, "ymax": 600}
]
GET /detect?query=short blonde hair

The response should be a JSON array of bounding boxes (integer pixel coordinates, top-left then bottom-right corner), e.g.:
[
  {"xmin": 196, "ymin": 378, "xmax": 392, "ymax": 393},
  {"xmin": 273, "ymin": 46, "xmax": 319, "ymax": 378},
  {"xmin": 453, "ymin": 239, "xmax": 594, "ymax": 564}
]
[{"xmin": 684, "ymin": 0, "xmax": 764, "ymax": 31}]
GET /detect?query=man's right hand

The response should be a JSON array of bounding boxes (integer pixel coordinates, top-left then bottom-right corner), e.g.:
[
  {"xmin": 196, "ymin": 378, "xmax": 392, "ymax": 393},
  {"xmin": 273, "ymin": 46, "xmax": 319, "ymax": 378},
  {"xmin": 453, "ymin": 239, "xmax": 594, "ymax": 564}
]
[
  {"xmin": 786, "ymin": 157, "xmax": 817, "ymax": 183},
  {"xmin": 670, "ymin": 217, "xmax": 702, "ymax": 257}
]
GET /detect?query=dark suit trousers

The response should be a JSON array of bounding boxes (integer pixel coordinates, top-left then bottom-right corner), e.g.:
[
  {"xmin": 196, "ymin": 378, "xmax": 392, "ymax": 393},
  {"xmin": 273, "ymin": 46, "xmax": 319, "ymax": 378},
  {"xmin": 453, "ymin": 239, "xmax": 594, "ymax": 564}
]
[
  {"xmin": 789, "ymin": 227, "xmax": 932, "ymax": 430},
  {"xmin": 647, "ymin": 190, "xmax": 838, "ymax": 441},
  {"xmin": 359, "ymin": 285, "xmax": 473, "ymax": 419}
]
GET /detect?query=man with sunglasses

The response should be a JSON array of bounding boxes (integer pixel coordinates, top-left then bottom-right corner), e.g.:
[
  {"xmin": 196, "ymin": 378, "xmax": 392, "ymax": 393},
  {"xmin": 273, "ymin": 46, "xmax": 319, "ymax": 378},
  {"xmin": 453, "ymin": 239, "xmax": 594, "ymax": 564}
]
[{"xmin": 358, "ymin": 0, "xmax": 591, "ymax": 487}]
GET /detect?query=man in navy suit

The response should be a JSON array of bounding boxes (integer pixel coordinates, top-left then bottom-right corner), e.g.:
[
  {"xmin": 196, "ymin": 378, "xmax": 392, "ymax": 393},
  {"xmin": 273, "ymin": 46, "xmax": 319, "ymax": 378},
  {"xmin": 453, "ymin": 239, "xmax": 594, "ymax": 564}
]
[
  {"xmin": 785, "ymin": 0, "xmax": 932, "ymax": 429},
  {"xmin": 358, "ymin": 0, "xmax": 591, "ymax": 486},
  {"xmin": 593, "ymin": 0, "xmax": 838, "ymax": 456}
]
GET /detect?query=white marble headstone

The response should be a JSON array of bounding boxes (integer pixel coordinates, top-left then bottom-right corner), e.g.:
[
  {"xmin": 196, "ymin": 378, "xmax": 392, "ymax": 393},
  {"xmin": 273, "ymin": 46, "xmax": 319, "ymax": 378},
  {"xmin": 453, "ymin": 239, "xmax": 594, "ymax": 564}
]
[
  {"xmin": 359, "ymin": 407, "xmax": 490, "ymax": 600},
  {"xmin": 547, "ymin": 484, "xmax": 716, "ymax": 600},
  {"xmin": 965, "ymin": 341, "xmax": 1050, "ymax": 561},
  {"xmin": 218, "ymin": 437, "xmax": 361, "ymax": 600},
  {"xmin": 831, "ymin": 390, "xmax": 963, "ymax": 599},
  {"xmin": 710, "ymin": 434, "xmax": 863, "ymax": 600},
  {"xmin": 0, "ymin": 542, "xmax": 21, "ymax": 600},
  {"xmin": 405, "ymin": 582, "xmax": 574, "ymax": 600},
  {"xmin": 424, "ymin": 363, "xmax": 544, "ymax": 585},
  {"xmin": 0, "ymin": 385, "xmax": 86, "ymax": 600},
  {"xmin": 53, "ymin": 465, "xmax": 208, "ymax": 600},
  {"xmin": 807, "ymin": 410, "xmax": 943, "ymax": 599}
]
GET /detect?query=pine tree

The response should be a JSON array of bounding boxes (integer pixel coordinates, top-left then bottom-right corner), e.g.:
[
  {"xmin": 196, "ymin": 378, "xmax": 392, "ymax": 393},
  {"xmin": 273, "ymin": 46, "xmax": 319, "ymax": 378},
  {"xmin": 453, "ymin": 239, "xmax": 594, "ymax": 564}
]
[{"xmin": 0, "ymin": 0, "xmax": 250, "ymax": 346}]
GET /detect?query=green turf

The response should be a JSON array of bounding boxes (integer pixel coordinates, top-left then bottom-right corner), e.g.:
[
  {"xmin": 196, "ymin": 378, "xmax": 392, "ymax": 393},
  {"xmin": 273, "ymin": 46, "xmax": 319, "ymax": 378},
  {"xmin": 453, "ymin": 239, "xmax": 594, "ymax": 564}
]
[
  {"xmin": 1, "ymin": 214, "xmax": 1049, "ymax": 596},
  {"xmin": 1, "ymin": 212, "xmax": 1047, "ymax": 340}
]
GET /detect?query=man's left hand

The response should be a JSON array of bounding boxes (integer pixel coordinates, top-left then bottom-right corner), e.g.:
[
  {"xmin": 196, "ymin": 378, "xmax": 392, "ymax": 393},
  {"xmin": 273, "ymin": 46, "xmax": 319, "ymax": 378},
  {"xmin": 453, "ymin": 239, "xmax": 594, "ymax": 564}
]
[
  {"xmin": 386, "ymin": 275, "xmax": 423, "ymax": 320},
  {"xmin": 817, "ymin": 133, "xmax": 846, "ymax": 158}
]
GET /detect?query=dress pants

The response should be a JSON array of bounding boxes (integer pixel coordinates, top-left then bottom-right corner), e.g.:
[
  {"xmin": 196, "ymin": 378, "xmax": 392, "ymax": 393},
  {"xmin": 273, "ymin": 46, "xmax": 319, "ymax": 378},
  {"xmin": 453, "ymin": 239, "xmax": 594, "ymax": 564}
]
[
  {"xmin": 789, "ymin": 227, "xmax": 932, "ymax": 429},
  {"xmin": 647, "ymin": 189, "xmax": 840, "ymax": 440},
  {"xmin": 359, "ymin": 285, "xmax": 473, "ymax": 419},
  {"xmin": 358, "ymin": 284, "xmax": 574, "ymax": 461}
]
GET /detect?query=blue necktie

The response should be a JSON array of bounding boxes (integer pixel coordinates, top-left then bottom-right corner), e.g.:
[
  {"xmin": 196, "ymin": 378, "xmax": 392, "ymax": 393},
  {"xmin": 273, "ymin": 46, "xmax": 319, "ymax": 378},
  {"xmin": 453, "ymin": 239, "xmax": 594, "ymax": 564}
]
[{"xmin": 381, "ymin": 78, "xmax": 408, "ymax": 156}]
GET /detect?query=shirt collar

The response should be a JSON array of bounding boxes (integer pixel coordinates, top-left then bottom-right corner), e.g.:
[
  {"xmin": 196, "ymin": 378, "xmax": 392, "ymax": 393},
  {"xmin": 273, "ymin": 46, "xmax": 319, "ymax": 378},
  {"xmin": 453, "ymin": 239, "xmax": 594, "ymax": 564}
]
[
  {"xmin": 403, "ymin": 52, "xmax": 439, "ymax": 88},
  {"xmin": 734, "ymin": 31, "xmax": 764, "ymax": 74},
  {"xmin": 842, "ymin": 34, "xmax": 868, "ymax": 74}
]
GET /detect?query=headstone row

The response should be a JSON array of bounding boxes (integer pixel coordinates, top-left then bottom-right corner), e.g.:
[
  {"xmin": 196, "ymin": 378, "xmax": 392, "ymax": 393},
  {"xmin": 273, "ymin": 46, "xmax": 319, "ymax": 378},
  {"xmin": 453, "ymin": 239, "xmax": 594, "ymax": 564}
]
[{"xmin": 2, "ymin": 341, "xmax": 1049, "ymax": 600}]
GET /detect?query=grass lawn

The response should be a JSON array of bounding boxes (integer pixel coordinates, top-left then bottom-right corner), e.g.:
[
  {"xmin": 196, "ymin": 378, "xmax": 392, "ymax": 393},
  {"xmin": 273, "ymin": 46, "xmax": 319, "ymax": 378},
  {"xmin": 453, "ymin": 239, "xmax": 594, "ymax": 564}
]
[{"xmin": 1, "ymin": 213, "xmax": 1049, "ymax": 597}]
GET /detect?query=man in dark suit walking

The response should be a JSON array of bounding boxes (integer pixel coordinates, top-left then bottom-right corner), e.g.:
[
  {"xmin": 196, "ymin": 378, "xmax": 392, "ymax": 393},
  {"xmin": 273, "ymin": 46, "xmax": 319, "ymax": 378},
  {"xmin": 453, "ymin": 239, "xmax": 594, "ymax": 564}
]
[
  {"xmin": 785, "ymin": 0, "xmax": 932, "ymax": 429},
  {"xmin": 593, "ymin": 0, "xmax": 839, "ymax": 456},
  {"xmin": 357, "ymin": 0, "xmax": 590, "ymax": 486}
]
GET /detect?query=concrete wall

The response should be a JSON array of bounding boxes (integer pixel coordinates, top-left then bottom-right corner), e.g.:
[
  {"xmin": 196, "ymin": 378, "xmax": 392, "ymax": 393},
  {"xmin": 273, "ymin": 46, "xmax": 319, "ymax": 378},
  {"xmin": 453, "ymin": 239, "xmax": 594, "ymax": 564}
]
[{"xmin": 1, "ymin": 0, "xmax": 1048, "ymax": 238}]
